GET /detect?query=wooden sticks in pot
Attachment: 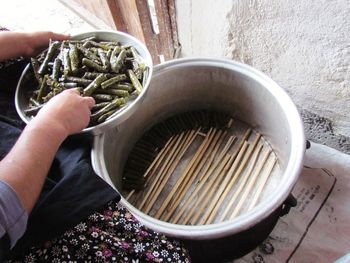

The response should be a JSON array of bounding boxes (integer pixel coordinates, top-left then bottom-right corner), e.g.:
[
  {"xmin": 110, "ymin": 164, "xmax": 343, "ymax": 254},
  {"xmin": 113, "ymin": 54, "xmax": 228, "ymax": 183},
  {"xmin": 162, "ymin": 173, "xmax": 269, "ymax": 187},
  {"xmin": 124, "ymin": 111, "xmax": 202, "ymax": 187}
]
[{"xmin": 122, "ymin": 110, "xmax": 278, "ymax": 225}]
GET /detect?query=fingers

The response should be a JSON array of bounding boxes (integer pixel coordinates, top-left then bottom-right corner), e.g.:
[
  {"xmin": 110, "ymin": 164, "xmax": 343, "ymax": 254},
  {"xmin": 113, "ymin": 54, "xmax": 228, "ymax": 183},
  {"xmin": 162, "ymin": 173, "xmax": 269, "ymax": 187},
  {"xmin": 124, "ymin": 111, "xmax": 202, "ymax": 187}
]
[
  {"xmin": 42, "ymin": 31, "xmax": 70, "ymax": 41},
  {"xmin": 25, "ymin": 31, "xmax": 70, "ymax": 57},
  {"xmin": 70, "ymin": 88, "xmax": 81, "ymax": 94},
  {"xmin": 65, "ymin": 88, "xmax": 95, "ymax": 109},
  {"xmin": 48, "ymin": 31, "xmax": 70, "ymax": 41},
  {"xmin": 35, "ymin": 31, "xmax": 70, "ymax": 41},
  {"xmin": 83, "ymin": 96, "xmax": 96, "ymax": 109}
]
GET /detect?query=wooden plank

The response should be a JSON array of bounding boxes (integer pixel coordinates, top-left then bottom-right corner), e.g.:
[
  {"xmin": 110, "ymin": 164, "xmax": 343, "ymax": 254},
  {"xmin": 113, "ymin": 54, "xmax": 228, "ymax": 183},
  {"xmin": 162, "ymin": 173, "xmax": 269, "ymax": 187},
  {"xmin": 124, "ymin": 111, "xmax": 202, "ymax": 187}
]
[
  {"xmin": 166, "ymin": 0, "xmax": 181, "ymax": 58},
  {"xmin": 135, "ymin": 0, "xmax": 160, "ymax": 63},
  {"xmin": 58, "ymin": 0, "xmax": 116, "ymax": 29},
  {"xmin": 106, "ymin": 0, "xmax": 127, "ymax": 31},
  {"xmin": 113, "ymin": 0, "xmax": 146, "ymax": 43},
  {"xmin": 154, "ymin": 0, "xmax": 174, "ymax": 59},
  {"xmin": 59, "ymin": 0, "xmax": 178, "ymax": 64}
]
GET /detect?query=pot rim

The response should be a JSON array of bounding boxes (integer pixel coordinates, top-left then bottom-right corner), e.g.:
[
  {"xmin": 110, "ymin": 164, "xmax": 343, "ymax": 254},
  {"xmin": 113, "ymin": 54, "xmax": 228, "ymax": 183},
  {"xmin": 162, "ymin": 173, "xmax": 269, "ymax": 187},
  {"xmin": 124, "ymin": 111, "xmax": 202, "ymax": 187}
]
[{"xmin": 92, "ymin": 57, "xmax": 305, "ymax": 240}]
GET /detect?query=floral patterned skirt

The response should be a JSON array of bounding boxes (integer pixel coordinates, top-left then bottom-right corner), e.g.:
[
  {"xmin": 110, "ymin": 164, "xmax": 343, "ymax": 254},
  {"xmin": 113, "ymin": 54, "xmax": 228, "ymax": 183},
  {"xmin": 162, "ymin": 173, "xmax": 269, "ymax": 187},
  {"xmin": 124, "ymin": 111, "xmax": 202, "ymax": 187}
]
[{"xmin": 8, "ymin": 199, "xmax": 191, "ymax": 263}]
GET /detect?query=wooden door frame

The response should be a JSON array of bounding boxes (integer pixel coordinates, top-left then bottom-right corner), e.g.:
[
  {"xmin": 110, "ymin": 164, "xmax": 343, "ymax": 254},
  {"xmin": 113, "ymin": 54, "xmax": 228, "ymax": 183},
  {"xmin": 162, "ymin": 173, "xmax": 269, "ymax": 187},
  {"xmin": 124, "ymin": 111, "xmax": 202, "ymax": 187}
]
[{"xmin": 58, "ymin": 0, "xmax": 181, "ymax": 64}]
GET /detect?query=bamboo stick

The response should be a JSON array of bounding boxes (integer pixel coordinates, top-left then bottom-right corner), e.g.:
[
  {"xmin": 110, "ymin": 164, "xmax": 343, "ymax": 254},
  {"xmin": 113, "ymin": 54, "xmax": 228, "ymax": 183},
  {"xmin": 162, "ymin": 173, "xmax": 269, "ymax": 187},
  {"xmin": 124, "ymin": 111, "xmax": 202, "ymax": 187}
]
[
  {"xmin": 212, "ymin": 143, "xmax": 263, "ymax": 223},
  {"xmin": 207, "ymin": 133, "xmax": 262, "ymax": 223},
  {"xmin": 158, "ymin": 128, "xmax": 215, "ymax": 216},
  {"xmin": 144, "ymin": 132, "xmax": 196, "ymax": 213},
  {"xmin": 196, "ymin": 134, "xmax": 234, "ymax": 183},
  {"xmin": 230, "ymin": 149, "xmax": 271, "ymax": 218},
  {"xmin": 154, "ymin": 131, "xmax": 226, "ymax": 218},
  {"xmin": 159, "ymin": 129, "xmax": 221, "ymax": 219},
  {"xmin": 170, "ymin": 136, "xmax": 236, "ymax": 224},
  {"xmin": 168, "ymin": 129, "xmax": 224, "ymax": 203},
  {"xmin": 129, "ymin": 134, "xmax": 181, "ymax": 206},
  {"xmin": 171, "ymin": 129, "xmax": 217, "ymax": 201},
  {"xmin": 138, "ymin": 132, "xmax": 184, "ymax": 210},
  {"xmin": 142, "ymin": 131, "xmax": 190, "ymax": 211},
  {"xmin": 144, "ymin": 129, "xmax": 199, "ymax": 215},
  {"xmin": 170, "ymin": 130, "xmax": 251, "ymax": 224},
  {"xmin": 247, "ymin": 156, "xmax": 277, "ymax": 210},
  {"xmin": 126, "ymin": 134, "xmax": 176, "ymax": 201},
  {"xmin": 227, "ymin": 118, "xmax": 234, "ymax": 128},
  {"xmin": 194, "ymin": 140, "xmax": 254, "ymax": 225},
  {"xmin": 175, "ymin": 128, "xmax": 252, "ymax": 200},
  {"xmin": 143, "ymin": 136, "xmax": 177, "ymax": 180},
  {"xmin": 125, "ymin": 189, "xmax": 135, "ymax": 201},
  {"xmin": 185, "ymin": 153, "xmax": 234, "ymax": 225}
]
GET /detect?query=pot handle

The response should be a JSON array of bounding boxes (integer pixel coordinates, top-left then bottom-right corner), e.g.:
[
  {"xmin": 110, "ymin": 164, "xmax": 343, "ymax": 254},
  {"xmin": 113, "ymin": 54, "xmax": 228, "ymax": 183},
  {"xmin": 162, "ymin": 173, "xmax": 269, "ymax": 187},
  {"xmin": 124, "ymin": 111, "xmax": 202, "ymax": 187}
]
[
  {"xmin": 280, "ymin": 194, "xmax": 297, "ymax": 217},
  {"xmin": 306, "ymin": 140, "xmax": 311, "ymax": 149}
]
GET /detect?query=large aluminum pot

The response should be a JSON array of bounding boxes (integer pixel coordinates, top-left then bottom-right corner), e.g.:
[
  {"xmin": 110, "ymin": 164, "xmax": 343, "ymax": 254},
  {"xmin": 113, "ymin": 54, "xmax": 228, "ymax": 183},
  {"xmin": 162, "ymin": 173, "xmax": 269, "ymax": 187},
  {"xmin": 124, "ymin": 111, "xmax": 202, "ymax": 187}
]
[{"xmin": 91, "ymin": 58, "xmax": 305, "ymax": 261}]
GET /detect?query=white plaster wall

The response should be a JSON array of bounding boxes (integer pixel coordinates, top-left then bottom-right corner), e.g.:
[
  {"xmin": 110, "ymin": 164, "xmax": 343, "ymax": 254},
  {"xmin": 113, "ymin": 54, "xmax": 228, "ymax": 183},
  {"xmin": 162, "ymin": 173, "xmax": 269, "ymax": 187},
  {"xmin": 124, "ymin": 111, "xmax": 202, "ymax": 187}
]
[
  {"xmin": 176, "ymin": 0, "xmax": 233, "ymax": 58},
  {"xmin": 176, "ymin": 0, "xmax": 350, "ymax": 137}
]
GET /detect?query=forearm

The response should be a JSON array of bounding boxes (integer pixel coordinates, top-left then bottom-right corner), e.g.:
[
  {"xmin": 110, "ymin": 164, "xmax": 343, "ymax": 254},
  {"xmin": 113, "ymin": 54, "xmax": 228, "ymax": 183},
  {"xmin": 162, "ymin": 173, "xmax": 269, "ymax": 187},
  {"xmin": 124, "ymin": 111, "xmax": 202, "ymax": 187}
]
[
  {"xmin": 0, "ymin": 31, "xmax": 68, "ymax": 61},
  {"xmin": 0, "ymin": 32, "xmax": 31, "ymax": 61},
  {"xmin": 0, "ymin": 118, "xmax": 67, "ymax": 213}
]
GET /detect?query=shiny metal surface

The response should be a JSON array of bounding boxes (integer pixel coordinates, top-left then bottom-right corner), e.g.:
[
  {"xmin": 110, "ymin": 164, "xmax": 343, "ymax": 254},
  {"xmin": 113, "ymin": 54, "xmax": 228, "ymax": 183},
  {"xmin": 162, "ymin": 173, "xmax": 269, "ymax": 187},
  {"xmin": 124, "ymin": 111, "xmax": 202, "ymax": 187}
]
[
  {"xmin": 92, "ymin": 58, "xmax": 305, "ymax": 240},
  {"xmin": 15, "ymin": 30, "xmax": 153, "ymax": 135}
]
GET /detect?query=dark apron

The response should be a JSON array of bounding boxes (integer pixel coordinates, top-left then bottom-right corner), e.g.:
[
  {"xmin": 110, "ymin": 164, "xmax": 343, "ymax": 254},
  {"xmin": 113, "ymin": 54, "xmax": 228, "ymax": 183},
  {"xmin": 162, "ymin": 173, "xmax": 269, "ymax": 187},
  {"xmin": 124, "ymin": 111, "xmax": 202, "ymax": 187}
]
[{"xmin": 0, "ymin": 60, "xmax": 120, "ymax": 260}]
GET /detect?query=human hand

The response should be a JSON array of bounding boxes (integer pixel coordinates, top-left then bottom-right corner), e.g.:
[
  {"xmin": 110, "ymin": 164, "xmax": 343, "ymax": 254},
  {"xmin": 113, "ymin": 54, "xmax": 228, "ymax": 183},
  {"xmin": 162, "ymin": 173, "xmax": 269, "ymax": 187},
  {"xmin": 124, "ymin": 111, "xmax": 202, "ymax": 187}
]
[
  {"xmin": 33, "ymin": 89, "xmax": 95, "ymax": 138},
  {"xmin": 0, "ymin": 31, "xmax": 69, "ymax": 61},
  {"xmin": 24, "ymin": 31, "xmax": 69, "ymax": 57}
]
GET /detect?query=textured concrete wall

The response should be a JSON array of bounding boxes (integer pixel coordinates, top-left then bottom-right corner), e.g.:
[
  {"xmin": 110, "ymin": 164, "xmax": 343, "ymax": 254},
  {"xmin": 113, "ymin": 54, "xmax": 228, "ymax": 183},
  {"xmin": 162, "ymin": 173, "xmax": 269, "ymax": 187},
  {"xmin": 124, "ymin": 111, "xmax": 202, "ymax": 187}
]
[{"xmin": 176, "ymin": 0, "xmax": 350, "ymax": 153}]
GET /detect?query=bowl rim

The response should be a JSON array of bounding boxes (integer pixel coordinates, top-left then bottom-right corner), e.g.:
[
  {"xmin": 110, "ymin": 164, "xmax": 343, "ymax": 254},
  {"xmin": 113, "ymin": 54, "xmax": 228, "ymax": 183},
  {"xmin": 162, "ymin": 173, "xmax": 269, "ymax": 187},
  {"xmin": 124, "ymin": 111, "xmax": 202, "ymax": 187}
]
[
  {"xmin": 92, "ymin": 57, "xmax": 305, "ymax": 240},
  {"xmin": 15, "ymin": 30, "xmax": 153, "ymax": 135}
]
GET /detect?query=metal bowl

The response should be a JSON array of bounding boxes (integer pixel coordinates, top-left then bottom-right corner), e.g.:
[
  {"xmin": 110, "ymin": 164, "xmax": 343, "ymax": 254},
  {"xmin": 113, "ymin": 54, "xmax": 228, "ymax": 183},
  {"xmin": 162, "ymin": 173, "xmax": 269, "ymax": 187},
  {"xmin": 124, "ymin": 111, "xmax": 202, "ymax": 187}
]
[
  {"xmin": 15, "ymin": 30, "xmax": 153, "ymax": 135},
  {"xmin": 92, "ymin": 58, "xmax": 305, "ymax": 243}
]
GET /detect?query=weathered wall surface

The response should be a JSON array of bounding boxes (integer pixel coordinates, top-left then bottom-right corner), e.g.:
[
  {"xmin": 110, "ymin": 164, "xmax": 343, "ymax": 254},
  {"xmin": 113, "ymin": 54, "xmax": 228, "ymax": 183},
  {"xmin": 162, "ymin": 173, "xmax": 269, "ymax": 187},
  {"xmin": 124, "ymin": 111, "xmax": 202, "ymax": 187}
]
[{"xmin": 176, "ymin": 0, "xmax": 350, "ymax": 153}]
